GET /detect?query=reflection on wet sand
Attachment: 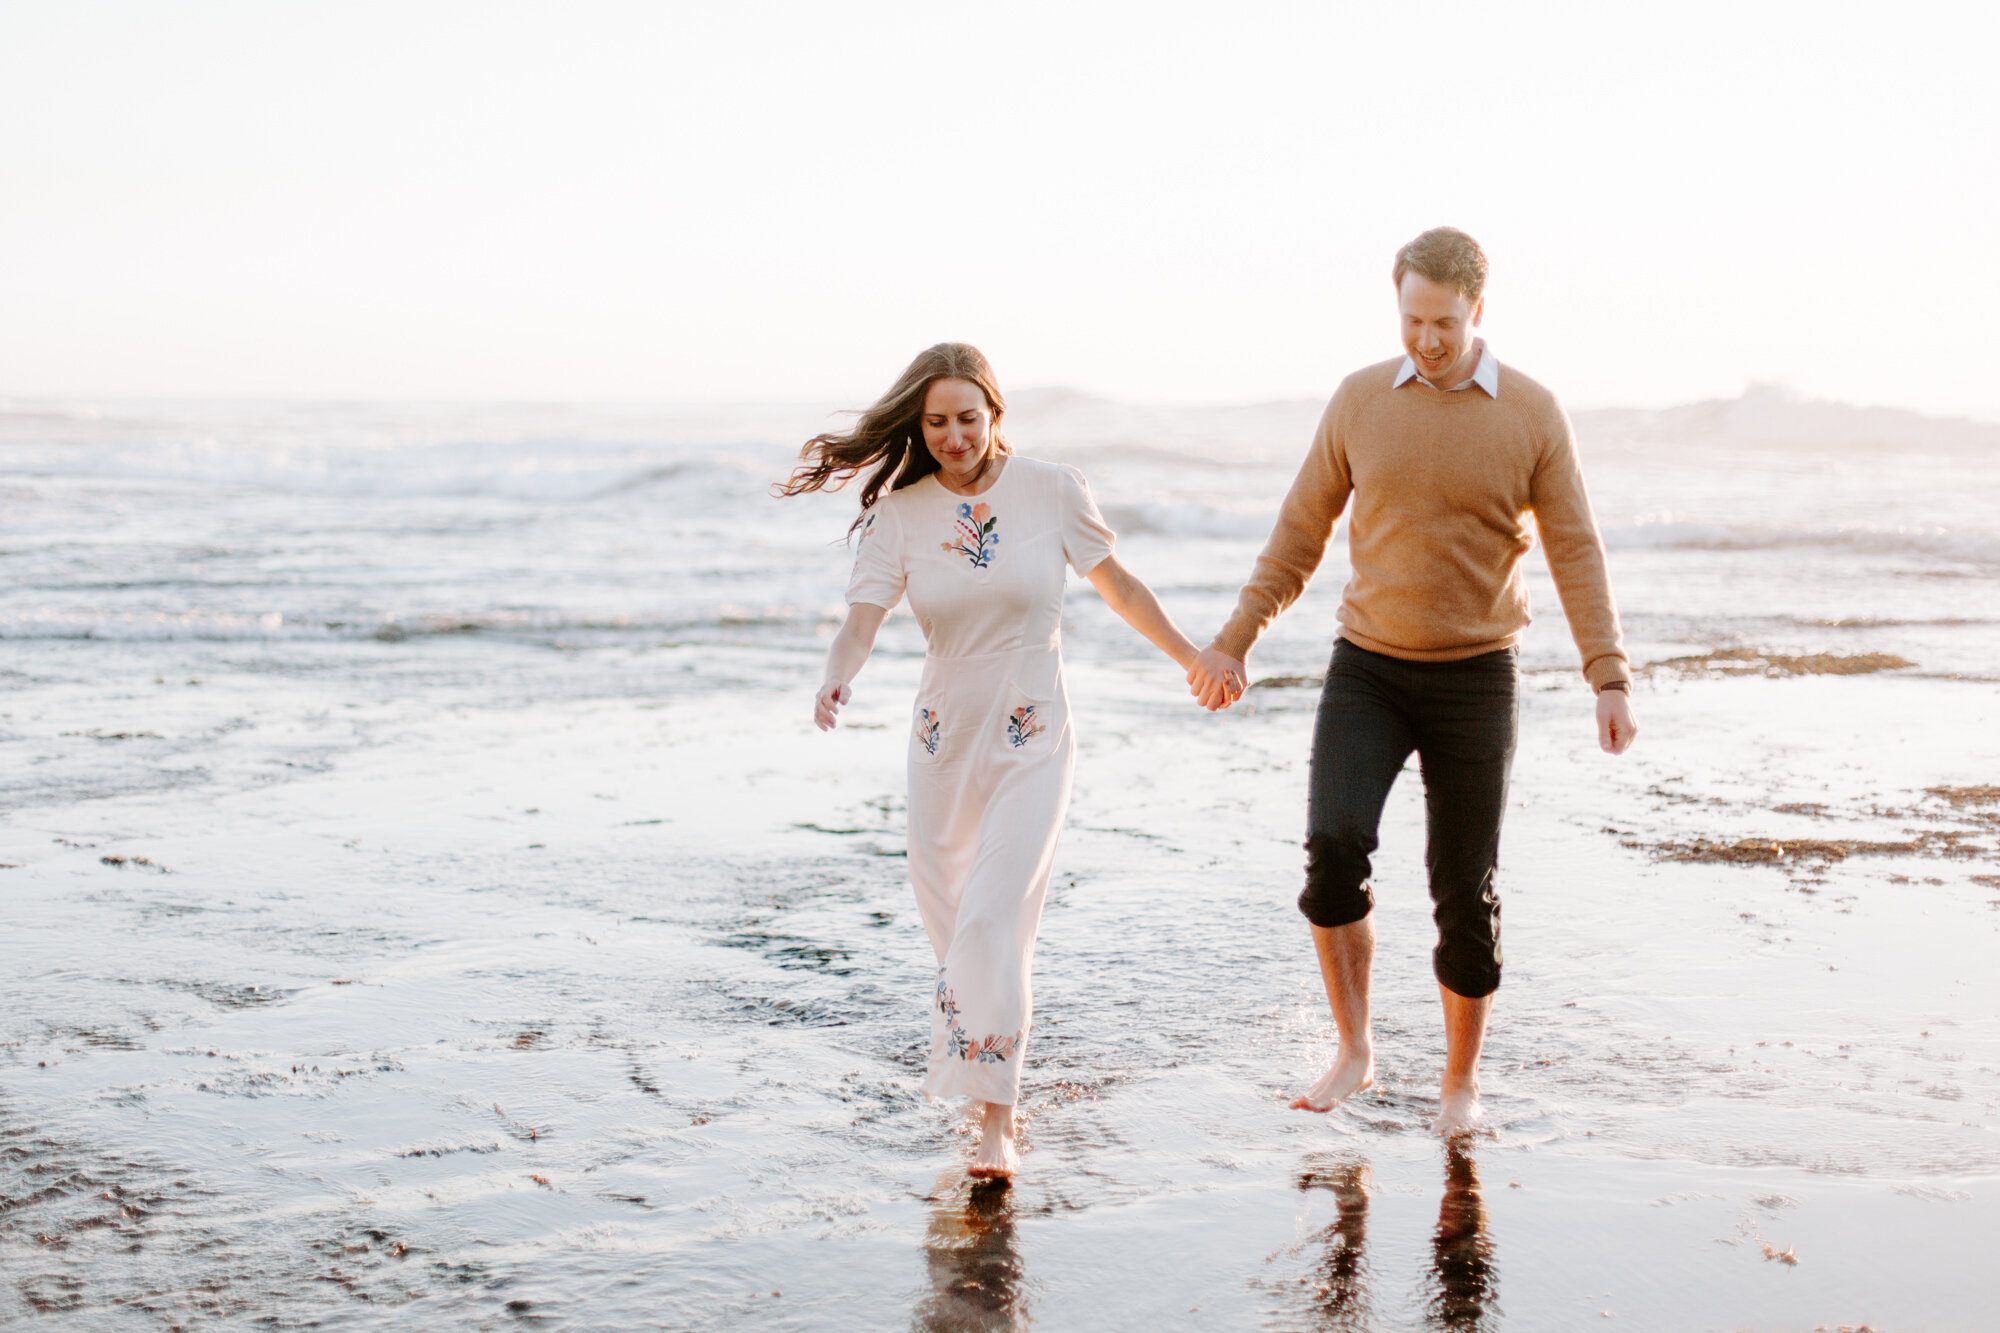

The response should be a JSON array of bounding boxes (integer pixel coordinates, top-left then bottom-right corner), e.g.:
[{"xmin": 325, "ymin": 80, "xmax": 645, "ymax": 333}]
[
  {"xmin": 1294, "ymin": 1156, "xmax": 1374, "ymax": 1330},
  {"xmin": 1425, "ymin": 1146, "xmax": 1498, "ymax": 1331},
  {"xmin": 1286, "ymin": 1147, "xmax": 1498, "ymax": 1332},
  {"xmin": 914, "ymin": 1174, "xmax": 1031, "ymax": 1332}
]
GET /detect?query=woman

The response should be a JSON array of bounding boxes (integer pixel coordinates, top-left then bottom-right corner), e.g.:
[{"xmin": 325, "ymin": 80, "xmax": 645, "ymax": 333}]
[{"xmin": 780, "ymin": 343, "xmax": 1199, "ymax": 1179}]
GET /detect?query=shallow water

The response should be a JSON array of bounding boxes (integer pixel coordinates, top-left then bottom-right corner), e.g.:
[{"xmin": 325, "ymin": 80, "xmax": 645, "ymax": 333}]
[{"xmin": 3, "ymin": 393, "xmax": 1998, "ymax": 1329}]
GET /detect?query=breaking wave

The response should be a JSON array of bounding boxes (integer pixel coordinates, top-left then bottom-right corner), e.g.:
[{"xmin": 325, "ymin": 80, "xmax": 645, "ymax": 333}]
[
  {"xmin": 1603, "ymin": 520, "xmax": 2000, "ymax": 564},
  {"xmin": 0, "ymin": 608, "xmax": 837, "ymax": 645}
]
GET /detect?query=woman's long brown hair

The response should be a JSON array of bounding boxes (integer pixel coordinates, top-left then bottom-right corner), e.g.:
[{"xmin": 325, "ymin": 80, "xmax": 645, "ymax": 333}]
[{"xmin": 773, "ymin": 342, "xmax": 1010, "ymax": 534}]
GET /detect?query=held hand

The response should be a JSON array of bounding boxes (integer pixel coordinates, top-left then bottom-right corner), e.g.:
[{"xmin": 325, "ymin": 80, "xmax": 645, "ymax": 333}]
[
  {"xmin": 1596, "ymin": 687, "xmax": 1639, "ymax": 754},
  {"xmin": 814, "ymin": 681, "xmax": 852, "ymax": 731},
  {"xmin": 1187, "ymin": 646, "xmax": 1248, "ymax": 711}
]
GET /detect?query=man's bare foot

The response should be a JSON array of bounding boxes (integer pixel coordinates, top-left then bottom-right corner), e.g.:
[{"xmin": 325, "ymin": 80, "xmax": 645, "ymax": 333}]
[
  {"xmin": 1289, "ymin": 1048, "xmax": 1375, "ymax": 1112},
  {"xmin": 1431, "ymin": 1082, "xmax": 1483, "ymax": 1137},
  {"xmin": 966, "ymin": 1101, "xmax": 1019, "ymax": 1179}
]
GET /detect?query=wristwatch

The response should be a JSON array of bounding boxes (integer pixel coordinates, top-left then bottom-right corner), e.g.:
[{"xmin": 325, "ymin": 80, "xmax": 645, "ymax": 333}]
[{"xmin": 1597, "ymin": 680, "xmax": 1630, "ymax": 694}]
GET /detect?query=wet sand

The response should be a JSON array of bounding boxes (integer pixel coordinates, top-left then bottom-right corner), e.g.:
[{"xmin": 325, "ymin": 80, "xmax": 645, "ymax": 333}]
[
  {"xmin": 5, "ymin": 391, "xmax": 1998, "ymax": 1327},
  {"xmin": 4, "ymin": 645, "xmax": 1996, "ymax": 1329}
]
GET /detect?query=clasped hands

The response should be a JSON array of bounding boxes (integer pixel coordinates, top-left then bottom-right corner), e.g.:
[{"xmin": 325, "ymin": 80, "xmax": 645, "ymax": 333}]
[
  {"xmin": 1186, "ymin": 644, "xmax": 1247, "ymax": 712},
  {"xmin": 1190, "ymin": 643, "xmax": 1644, "ymax": 748}
]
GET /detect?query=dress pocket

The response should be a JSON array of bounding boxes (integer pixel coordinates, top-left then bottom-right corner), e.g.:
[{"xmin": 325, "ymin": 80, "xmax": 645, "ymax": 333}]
[
  {"xmin": 1002, "ymin": 703, "xmax": 1048, "ymax": 749},
  {"xmin": 912, "ymin": 704, "xmax": 944, "ymax": 762},
  {"xmin": 1001, "ymin": 652, "xmax": 1061, "ymax": 751}
]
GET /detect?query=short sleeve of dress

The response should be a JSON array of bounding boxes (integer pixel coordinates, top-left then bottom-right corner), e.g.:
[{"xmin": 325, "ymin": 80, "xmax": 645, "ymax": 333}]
[
  {"xmin": 1059, "ymin": 466, "xmax": 1116, "ymax": 577},
  {"xmin": 845, "ymin": 499, "xmax": 906, "ymax": 610}
]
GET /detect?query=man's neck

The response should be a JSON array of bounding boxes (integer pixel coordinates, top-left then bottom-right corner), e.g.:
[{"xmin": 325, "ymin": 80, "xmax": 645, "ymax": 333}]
[{"xmin": 1427, "ymin": 339, "xmax": 1484, "ymax": 391}]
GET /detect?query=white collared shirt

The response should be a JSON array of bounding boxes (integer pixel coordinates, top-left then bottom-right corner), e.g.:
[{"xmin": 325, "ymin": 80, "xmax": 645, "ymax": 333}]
[{"xmin": 1393, "ymin": 339, "xmax": 1499, "ymax": 398}]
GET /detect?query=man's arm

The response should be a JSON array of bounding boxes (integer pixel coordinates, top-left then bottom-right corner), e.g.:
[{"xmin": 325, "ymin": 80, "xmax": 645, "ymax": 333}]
[
  {"xmin": 1529, "ymin": 405, "xmax": 1639, "ymax": 753},
  {"xmin": 1528, "ymin": 408, "xmax": 1630, "ymax": 692},
  {"xmin": 1189, "ymin": 397, "xmax": 1354, "ymax": 710}
]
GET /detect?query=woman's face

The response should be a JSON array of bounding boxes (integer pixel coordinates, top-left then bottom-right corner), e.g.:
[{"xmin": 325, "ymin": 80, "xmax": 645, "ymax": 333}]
[{"xmin": 921, "ymin": 377, "xmax": 996, "ymax": 489}]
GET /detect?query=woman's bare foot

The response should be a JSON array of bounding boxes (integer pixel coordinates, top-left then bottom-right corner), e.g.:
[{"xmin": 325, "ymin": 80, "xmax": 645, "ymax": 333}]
[
  {"xmin": 966, "ymin": 1100, "xmax": 1020, "ymax": 1179},
  {"xmin": 1289, "ymin": 1046, "xmax": 1375, "ymax": 1112},
  {"xmin": 1430, "ymin": 1080, "xmax": 1484, "ymax": 1137}
]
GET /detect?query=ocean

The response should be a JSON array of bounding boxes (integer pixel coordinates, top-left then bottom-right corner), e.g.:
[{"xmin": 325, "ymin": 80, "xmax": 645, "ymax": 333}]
[{"xmin": 3, "ymin": 387, "xmax": 1997, "ymax": 1329}]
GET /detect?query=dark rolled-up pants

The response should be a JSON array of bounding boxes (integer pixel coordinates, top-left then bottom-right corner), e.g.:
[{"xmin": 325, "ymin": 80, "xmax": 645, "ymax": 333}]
[{"xmin": 1300, "ymin": 638, "xmax": 1519, "ymax": 999}]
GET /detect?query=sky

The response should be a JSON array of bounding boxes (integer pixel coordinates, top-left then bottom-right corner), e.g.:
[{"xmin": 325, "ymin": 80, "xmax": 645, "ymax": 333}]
[{"xmin": 2, "ymin": 1, "xmax": 1996, "ymax": 417}]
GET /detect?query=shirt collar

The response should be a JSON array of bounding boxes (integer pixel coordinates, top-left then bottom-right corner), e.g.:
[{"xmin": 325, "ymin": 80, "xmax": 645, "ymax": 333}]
[{"xmin": 1393, "ymin": 339, "xmax": 1499, "ymax": 398}]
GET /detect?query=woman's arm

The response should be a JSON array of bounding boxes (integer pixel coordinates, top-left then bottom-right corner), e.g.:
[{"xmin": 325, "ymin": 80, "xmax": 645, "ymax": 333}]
[
  {"xmin": 815, "ymin": 602, "xmax": 891, "ymax": 730},
  {"xmin": 1084, "ymin": 555, "xmax": 1200, "ymax": 671}
]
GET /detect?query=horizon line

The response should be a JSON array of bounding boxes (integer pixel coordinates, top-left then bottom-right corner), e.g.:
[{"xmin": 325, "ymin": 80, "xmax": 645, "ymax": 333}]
[{"xmin": 2, "ymin": 382, "xmax": 1997, "ymax": 429}]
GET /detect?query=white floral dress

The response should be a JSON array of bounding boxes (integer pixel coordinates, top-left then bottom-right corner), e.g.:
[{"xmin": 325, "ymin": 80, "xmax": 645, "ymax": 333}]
[{"xmin": 847, "ymin": 455, "xmax": 1115, "ymax": 1105}]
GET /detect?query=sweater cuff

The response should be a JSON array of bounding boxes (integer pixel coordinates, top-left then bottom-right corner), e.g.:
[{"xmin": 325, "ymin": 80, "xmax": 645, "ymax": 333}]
[
  {"xmin": 1584, "ymin": 655, "xmax": 1632, "ymax": 691},
  {"xmin": 1212, "ymin": 615, "xmax": 1259, "ymax": 664}
]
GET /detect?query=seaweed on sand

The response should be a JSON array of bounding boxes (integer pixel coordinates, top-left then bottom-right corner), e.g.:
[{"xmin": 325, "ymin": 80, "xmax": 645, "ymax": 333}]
[{"xmin": 1646, "ymin": 649, "xmax": 1915, "ymax": 677}]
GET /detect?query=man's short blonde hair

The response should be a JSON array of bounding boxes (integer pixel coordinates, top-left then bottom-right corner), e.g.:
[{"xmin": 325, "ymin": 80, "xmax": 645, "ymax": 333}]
[{"xmin": 1393, "ymin": 227, "xmax": 1488, "ymax": 304}]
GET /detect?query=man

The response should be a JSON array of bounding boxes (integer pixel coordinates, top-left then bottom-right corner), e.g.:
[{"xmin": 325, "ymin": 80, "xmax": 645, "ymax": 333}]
[{"xmin": 1189, "ymin": 227, "xmax": 1638, "ymax": 1135}]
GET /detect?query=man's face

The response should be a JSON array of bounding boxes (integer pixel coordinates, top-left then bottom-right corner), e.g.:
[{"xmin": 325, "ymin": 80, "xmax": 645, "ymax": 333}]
[{"xmin": 1398, "ymin": 270, "xmax": 1484, "ymax": 389}]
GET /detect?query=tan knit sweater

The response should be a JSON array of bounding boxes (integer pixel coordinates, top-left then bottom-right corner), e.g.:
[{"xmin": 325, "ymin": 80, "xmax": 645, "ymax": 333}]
[{"xmin": 1215, "ymin": 356, "xmax": 1631, "ymax": 688}]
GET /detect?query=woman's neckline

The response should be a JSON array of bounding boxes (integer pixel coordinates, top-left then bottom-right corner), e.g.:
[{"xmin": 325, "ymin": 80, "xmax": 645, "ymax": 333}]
[{"xmin": 933, "ymin": 453, "xmax": 1010, "ymax": 499}]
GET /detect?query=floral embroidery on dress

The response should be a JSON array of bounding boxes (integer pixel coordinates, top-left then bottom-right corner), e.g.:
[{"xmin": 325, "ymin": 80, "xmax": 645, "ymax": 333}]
[
  {"xmin": 940, "ymin": 501, "xmax": 999, "ymax": 568},
  {"xmin": 936, "ymin": 971, "xmax": 1020, "ymax": 1064},
  {"xmin": 1006, "ymin": 705, "xmax": 1044, "ymax": 748},
  {"xmin": 916, "ymin": 707, "xmax": 941, "ymax": 756},
  {"xmin": 856, "ymin": 510, "xmax": 878, "ymax": 545}
]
